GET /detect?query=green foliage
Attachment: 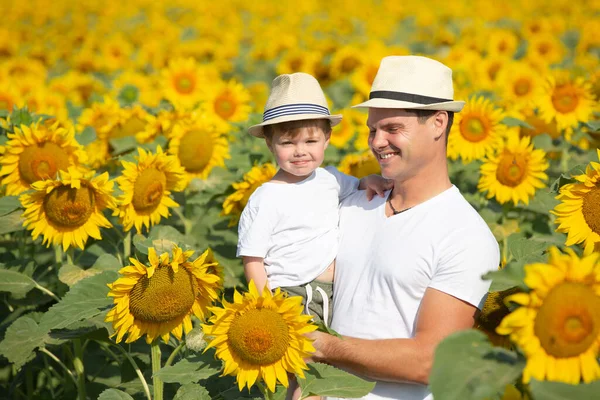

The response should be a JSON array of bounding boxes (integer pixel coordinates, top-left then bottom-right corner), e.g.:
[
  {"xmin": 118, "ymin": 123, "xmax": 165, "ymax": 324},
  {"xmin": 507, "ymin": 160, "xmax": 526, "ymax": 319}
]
[
  {"xmin": 173, "ymin": 383, "xmax": 211, "ymax": 400},
  {"xmin": 154, "ymin": 353, "xmax": 221, "ymax": 384},
  {"xmin": 0, "ymin": 268, "xmax": 37, "ymax": 296},
  {"xmin": 529, "ymin": 379, "xmax": 600, "ymax": 400},
  {"xmin": 430, "ymin": 330, "xmax": 525, "ymax": 400},
  {"xmin": 0, "ymin": 315, "xmax": 49, "ymax": 369},
  {"xmin": 0, "ymin": 210, "xmax": 25, "ymax": 234},
  {"xmin": 0, "ymin": 195, "xmax": 20, "ymax": 216},
  {"xmin": 298, "ymin": 362, "xmax": 376, "ymax": 398},
  {"xmin": 97, "ymin": 388, "xmax": 135, "ymax": 400}
]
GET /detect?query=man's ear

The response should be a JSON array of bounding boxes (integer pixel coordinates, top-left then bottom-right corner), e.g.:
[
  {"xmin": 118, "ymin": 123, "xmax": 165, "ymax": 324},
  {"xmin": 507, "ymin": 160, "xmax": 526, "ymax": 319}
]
[{"xmin": 432, "ymin": 111, "xmax": 448, "ymax": 141}]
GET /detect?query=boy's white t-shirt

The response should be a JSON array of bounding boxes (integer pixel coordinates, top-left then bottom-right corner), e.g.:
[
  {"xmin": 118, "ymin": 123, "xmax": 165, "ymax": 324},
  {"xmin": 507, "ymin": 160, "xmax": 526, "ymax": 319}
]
[
  {"xmin": 237, "ymin": 166, "xmax": 359, "ymax": 289},
  {"xmin": 329, "ymin": 186, "xmax": 500, "ymax": 400}
]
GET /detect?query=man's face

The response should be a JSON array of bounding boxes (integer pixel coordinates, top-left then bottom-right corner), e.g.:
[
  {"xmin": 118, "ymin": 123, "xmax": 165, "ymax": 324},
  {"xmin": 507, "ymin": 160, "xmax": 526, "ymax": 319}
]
[{"xmin": 367, "ymin": 108, "xmax": 437, "ymax": 181}]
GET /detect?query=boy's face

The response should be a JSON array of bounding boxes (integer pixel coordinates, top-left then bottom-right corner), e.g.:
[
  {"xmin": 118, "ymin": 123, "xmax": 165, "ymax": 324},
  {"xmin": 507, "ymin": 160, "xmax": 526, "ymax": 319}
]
[{"xmin": 267, "ymin": 126, "xmax": 330, "ymax": 182}]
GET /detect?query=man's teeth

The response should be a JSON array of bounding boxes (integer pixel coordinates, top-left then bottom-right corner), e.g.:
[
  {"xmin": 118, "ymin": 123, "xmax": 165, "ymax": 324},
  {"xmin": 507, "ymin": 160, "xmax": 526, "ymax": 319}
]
[{"xmin": 380, "ymin": 153, "xmax": 397, "ymax": 159}]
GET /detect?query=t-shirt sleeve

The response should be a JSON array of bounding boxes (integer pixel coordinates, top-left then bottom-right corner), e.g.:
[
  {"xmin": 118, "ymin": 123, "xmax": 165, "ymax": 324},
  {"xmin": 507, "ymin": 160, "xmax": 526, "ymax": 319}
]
[
  {"xmin": 429, "ymin": 229, "xmax": 500, "ymax": 309},
  {"xmin": 324, "ymin": 166, "xmax": 360, "ymax": 201},
  {"xmin": 236, "ymin": 202, "xmax": 275, "ymax": 258}
]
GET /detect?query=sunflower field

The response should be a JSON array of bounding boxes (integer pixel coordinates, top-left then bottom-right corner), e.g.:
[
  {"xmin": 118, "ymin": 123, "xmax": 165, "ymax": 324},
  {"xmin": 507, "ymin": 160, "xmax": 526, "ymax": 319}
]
[{"xmin": 0, "ymin": 0, "xmax": 599, "ymax": 399}]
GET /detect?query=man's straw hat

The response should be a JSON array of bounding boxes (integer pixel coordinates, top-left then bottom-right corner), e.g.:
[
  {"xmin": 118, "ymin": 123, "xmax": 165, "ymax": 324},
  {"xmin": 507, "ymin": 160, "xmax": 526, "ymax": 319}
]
[
  {"xmin": 248, "ymin": 73, "xmax": 342, "ymax": 138},
  {"xmin": 353, "ymin": 56, "xmax": 464, "ymax": 112}
]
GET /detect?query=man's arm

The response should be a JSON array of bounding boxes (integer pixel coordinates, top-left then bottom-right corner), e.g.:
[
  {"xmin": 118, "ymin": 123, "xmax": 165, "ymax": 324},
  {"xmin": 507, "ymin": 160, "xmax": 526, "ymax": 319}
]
[
  {"xmin": 310, "ymin": 287, "xmax": 478, "ymax": 384},
  {"xmin": 243, "ymin": 256, "xmax": 268, "ymax": 293}
]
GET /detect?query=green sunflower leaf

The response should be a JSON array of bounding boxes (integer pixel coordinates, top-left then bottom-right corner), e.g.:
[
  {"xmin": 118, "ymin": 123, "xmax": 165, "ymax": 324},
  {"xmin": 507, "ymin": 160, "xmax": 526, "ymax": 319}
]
[
  {"xmin": 173, "ymin": 383, "xmax": 211, "ymax": 400},
  {"xmin": 0, "ymin": 209, "xmax": 25, "ymax": 235},
  {"xmin": 154, "ymin": 353, "xmax": 221, "ymax": 384},
  {"xmin": 523, "ymin": 189, "xmax": 560, "ymax": 215},
  {"xmin": 298, "ymin": 362, "xmax": 376, "ymax": 398},
  {"xmin": 0, "ymin": 315, "xmax": 49, "ymax": 370},
  {"xmin": 584, "ymin": 120, "xmax": 600, "ymax": 132},
  {"xmin": 58, "ymin": 263, "xmax": 102, "ymax": 286},
  {"xmin": 77, "ymin": 126, "xmax": 97, "ymax": 146},
  {"xmin": 501, "ymin": 116, "xmax": 533, "ymax": 129},
  {"xmin": 0, "ymin": 268, "xmax": 36, "ymax": 296},
  {"xmin": 97, "ymin": 388, "xmax": 135, "ymax": 400},
  {"xmin": 483, "ymin": 260, "xmax": 528, "ymax": 292},
  {"xmin": 430, "ymin": 330, "xmax": 525, "ymax": 400},
  {"xmin": 507, "ymin": 234, "xmax": 547, "ymax": 263},
  {"xmin": 0, "ymin": 195, "xmax": 20, "ymax": 216},
  {"xmin": 529, "ymin": 379, "xmax": 600, "ymax": 400}
]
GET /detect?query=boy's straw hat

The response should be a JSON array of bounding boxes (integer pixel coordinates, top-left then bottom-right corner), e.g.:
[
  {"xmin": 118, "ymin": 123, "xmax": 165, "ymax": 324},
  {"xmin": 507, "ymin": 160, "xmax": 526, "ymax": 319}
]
[
  {"xmin": 248, "ymin": 73, "xmax": 342, "ymax": 138},
  {"xmin": 353, "ymin": 56, "xmax": 465, "ymax": 112}
]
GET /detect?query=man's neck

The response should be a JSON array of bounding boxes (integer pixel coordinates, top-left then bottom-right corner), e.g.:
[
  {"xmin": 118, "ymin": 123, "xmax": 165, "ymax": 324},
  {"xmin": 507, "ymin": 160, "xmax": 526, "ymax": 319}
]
[{"xmin": 389, "ymin": 160, "xmax": 452, "ymax": 209}]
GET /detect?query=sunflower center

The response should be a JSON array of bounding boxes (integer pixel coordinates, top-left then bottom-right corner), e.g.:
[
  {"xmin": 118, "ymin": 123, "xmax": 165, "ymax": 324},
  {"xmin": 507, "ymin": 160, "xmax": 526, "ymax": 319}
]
[
  {"xmin": 551, "ymin": 85, "xmax": 579, "ymax": 114},
  {"xmin": 228, "ymin": 308, "xmax": 290, "ymax": 365},
  {"xmin": 19, "ymin": 141, "xmax": 70, "ymax": 184},
  {"xmin": 460, "ymin": 116, "xmax": 489, "ymax": 142},
  {"xmin": 0, "ymin": 95, "xmax": 13, "ymax": 110},
  {"xmin": 534, "ymin": 282, "xmax": 600, "ymax": 358},
  {"xmin": 177, "ymin": 129, "xmax": 215, "ymax": 173},
  {"xmin": 129, "ymin": 264, "xmax": 197, "ymax": 323},
  {"xmin": 44, "ymin": 185, "xmax": 95, "ymax": 228},
  {"xmin": 514, "ymin": 78, "xmax": 532, "ymax": 96},
  {"xmin": 214, "ymin": 93, "xmax": 237, "ymax": 120},
  {"xmin": 132, "ymin": 167, "xmax": 167, "ymax": 213},
  {"xmin": 174, "ymin": 74, "xmax": 195, "ymax": 94},
  {"xmin": 582, "ymin": 186, "xmax": 600, "ymax": 234},
  {"xmin": 496, "ymin": 153, "xmax": 528, "ymax": 187}
]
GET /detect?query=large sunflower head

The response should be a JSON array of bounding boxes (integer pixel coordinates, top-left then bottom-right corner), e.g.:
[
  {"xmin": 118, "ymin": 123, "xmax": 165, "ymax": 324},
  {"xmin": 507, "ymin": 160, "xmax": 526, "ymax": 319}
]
[
  {"xmin": 338, "ymin": 151, "xmax": 380, "ymax": 179},
  {"xmin": 478, "ymin": 135, "xmax": 549, "ymax": 206},
  {"xmin": 221, "ymin": 163, "xmax": 277, "ymax": 227},
  {"xmin": 200, "ymin": 79, "xmax": 251, "ymax": 124},
  {"xmin": 19, "ymin": 166, "xmax": 115, "ymax": 251},
  {"xmin": 168, "ymin": 115, "xmax": 230, "ymax": 183},
  {"xmin": 551, "ymin": 149, "xmax": 600, "ymax": 255},
  {"xmin": 115, "ymin": 146, "xmax": 187, "ymax": 234},
  {"xmin": 447, "ymin": 96, "xmax": 507, "ymax": 163},
  {"xmin": 537, "ymin": 71, "xmax": 596, "ymax": 135},
  {"xmin": 497, "ymin": 247, "xmax": 600, "ymax": 384},
  {"xmin": 106, "ymin": 245, "xmax": 223, "ymax": 344},
  {"xmin": 202, "ymin": 281, "xmax": 317, "ymax": 392},
  {"xmin": 0, "ymin": 123, "xmax": 87, "ymax": 196}
]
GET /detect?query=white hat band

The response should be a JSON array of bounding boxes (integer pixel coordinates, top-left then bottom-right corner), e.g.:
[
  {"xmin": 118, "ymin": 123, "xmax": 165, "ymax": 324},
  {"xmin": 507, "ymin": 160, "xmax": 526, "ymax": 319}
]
[{"xmin": 263, "ymin": 103, "xmax": 330, "ymax": 122}]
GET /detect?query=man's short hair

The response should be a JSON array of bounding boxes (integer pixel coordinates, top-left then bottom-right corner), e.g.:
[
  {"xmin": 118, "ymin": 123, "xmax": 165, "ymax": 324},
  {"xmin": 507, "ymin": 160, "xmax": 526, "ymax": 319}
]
[
  {"xmin": 412, "ymin": 109, "xmax": 454, "ymax": 141},
  {"xmin": 263, "ymin": 119, "xmax": 332, "ymax": 141}
]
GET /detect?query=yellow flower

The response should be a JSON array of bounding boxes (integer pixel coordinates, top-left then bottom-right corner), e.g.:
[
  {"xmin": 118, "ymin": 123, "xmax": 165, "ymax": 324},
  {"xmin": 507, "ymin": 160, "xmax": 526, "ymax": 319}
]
[
  {"xmin": 518, "ymin": 111, "xmax": 561, "ymax": 140},
  {"xmin": 551, "ymin": 149, "xmax": 600, "ymax": 255},
  {"xmin": 0, "ymin": 123, "xmax": 86, "ymax": 196},
  {"xmin": 329, "ymin": 45, "xmax": 365, "ymax": 79},
  {"xmin": 161, "ymin": 58, "xmax": 217, "ymax": 110},
  {"xmin": 0, "ymin": 81, "xmax": 19, "ymax": 112},
  {"xmin": 537, "ymin": 71, "xmax": 596, "ymax": 135},
  {"xmin": 276, "ymin": 49, "xmax": 320, "ymax": 76},
  {"xmin": 487, "ymin": 29, "xmax": 519, "ymax": 58},
  {"xmin": 350, "ymin": 60, "xmax": 381, "ymax": 98},
  {"xmin": 19, "ymin": 167, "xmax": 115, "ymax": 251},
  {"xmin": 200, "ymin": 79, "xmax": 251, "ymax": 125},
  {"xmin": 496, "ymin": 62, "xmax": 543, "ymax": 113},
  {"xmin": 526, "ymin": 33, "xmax": 565, "ymax": 67},
  {"xmin": 107, "ymin": 105, "xmax": 150, "ymax": 140},
  {"xmin": 106, "ymin": 246, "xmax": 223, "ymax": 344},
  {"xmin": 497, "ymin": 248, "xmax": 600, "ymax": 384},
  {"xmin": 77, "ymin": 97, "xmax": 123, "ymax": 139},
  {"xmin": 114, "ymin": 146, "xmax": 187, "ymax": 234},
  {"xmin": 478, "ymin": 135, "xmax": 549, "ymax": 206},
  {"xmin": 221, "ymin": 163, "xmax": 277, "ymax": 227},
  {"xmin": 112, "ymin": 70, "xmax": 161, "ymax": 108},
  {"xmin": 202, "ymin": 281, "xmax": 317, "ymax": 392},
  {"xmin": 338, "ymin": 151, "xmax": 380, "ymax": 179},
  {"xmin": 447, "ymin": 96, "xmax": 506, "ymax": 163},
  {"xmin": 168, "ymin": 115, "xmax": 230, "ymax": 183}
]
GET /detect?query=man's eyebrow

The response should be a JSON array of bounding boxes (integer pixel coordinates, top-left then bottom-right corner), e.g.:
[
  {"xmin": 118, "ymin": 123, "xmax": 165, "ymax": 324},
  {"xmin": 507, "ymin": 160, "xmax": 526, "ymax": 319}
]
[{"xmin": 367, "ymin": 122, "xmax": 406, "ymax": 130}]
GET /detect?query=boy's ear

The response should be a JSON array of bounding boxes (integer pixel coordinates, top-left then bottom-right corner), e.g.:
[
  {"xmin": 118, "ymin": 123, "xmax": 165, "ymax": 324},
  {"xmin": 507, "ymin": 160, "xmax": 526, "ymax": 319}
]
[{"xmin": 324, "ymin": 131, "xmax": 331, "ymax": 149}]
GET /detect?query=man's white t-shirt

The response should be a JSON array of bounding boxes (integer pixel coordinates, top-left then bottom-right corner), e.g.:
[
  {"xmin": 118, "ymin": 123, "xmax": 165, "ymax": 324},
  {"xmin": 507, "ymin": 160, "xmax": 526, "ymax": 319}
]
[
  {"xmin": 330, "ymin": 186, "xmax": 500, "ymax": 400},
  {"xmin": 237, "ymin": 166, "xmax": 358, "ymax": 289}
]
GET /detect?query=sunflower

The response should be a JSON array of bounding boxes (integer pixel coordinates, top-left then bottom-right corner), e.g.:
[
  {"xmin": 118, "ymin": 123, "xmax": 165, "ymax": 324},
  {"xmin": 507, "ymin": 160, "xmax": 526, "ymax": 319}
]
[
  {"xmin": 447, "ymin": 96, "xmax": 506, "ymax": 163},
  {"xmin": 202, "ymin": 281, "xmax": 317, "ymax": 392},
  {"xmin": 551, "ymin": 149, "xmax": 600, "ymax": 255},
  {"xmin": 338, "ymin": 151, "xmax": 380, "ymax": 179},
  {"xmin": 168, "ymin": 116, "xmax": 230, "ymax": 183},
  {"xmin": 350, "ymin": 60, "xmax": 381, "ymax": 98},
  {"xmin": 537, "ymin": 71, "xmax": 596, "ymax": 135},
  {"xmin": 161, "ymin": 58, "xmax": 217, "ymax": 110},
  {"xmin": 526, "ymin": 33, "xmax": 565, "ymax": 67},
  {"xmin": 329, "ymin": 45, "xmax": 365, "ymax": 79},
  {"xmin": 107, "ymin": 105, "xmax": 150, "ymax": 140},
  {"xmin": 276, "ymin": 49, "xmax": 319, "ymax": 76},
  {"xmin": 478, "ymin": 135, "xmax": 549, "ymax": 206},
  {"xmin": 114, "ymin": 146, "xmax": 187, "ymax": 233},
  {"xmin": 487, "ymin": 29, "xmax": 519, "ymax": 58},
  {"xmin": 19, "ymin": 167, "xmax": 115, "ymax": 251},
  {"xmin": 518, "ymin": 111, "xmax": 561, "ymax": 140},
  {"xmin": 221, "ymin": 163, "xmax": 277, "ymax": 227},
  {"xmin": 497, "ymin": 247, "xmax": 600, "ymax": 384},
  {"xmin": 105, "ymin": 246, "xmax": 223, "ymax": 344},
  {"xmin": 0, "ymin": 123, "xmax": 87, "ymax": 196},
  {"xmin": 200, "ymin": 79, "xmax": 251, "ymax": 125},
  {"xmin": 77, "ymin": 97, "xmax": 124, "ymax": 139},
  {"xmin": 496, "ymin": 62, "xmax": 543, "ymax": 113}
]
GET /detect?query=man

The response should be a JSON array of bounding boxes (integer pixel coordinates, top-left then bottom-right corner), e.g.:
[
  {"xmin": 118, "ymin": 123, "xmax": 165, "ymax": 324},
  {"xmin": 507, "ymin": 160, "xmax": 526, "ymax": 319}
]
[{"xmin": 310, "ymin": 56, "xmax": 500, "ymax": 400}]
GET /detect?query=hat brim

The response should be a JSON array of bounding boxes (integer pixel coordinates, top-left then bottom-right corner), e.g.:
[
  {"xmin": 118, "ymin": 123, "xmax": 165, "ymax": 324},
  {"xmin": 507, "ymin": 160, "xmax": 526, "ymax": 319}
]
[
  {"xmin": 248, "ymin": 113, "xmax": 343, "ymax": 138},
  {"xmin": 352, "ymin": 98, "xmax": 465, "ymax": 112}
]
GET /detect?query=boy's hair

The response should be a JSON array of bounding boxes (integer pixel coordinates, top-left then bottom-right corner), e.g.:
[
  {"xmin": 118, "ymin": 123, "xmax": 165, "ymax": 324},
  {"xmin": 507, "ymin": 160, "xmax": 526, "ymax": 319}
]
[{"xmin": 263, "ymin": 119, "xmax": 332, "ymax": 141}]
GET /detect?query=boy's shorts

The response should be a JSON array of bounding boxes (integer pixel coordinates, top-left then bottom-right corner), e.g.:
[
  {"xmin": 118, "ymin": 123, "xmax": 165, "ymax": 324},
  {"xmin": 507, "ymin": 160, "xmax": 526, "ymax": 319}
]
[{"xmin": 281, "ymin": 280, "xmax": 333, "ymax": 327}]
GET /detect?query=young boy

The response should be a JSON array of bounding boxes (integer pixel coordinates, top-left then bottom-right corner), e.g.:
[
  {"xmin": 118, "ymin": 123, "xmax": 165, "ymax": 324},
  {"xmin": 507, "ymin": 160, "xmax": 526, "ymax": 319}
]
[{"xmin": 238, "ymin": 72, "xmax": 391, "ymax": 330}]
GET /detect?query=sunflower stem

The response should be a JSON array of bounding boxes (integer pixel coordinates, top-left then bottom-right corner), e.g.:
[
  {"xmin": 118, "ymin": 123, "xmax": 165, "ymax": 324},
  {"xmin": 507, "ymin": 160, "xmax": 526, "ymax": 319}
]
[
  {"xmin": 151, "ymin": 341, "xmax": 164, "ymax": 400},
  {"xmin": 257, "ymin": 382, "xmax": 275, "ymax": 400},
  {"xmin": 54, "ymin": 245, "xmax": 63, "ymax": 265},
  {"xmin": 33, "ymin": 281, "xmax": 61, "ymax": 302},
  {"xmin": 40, "ymin": 348, "xmax": 78, "ymax": 387},
  {"xmin": 103, "ymin": 342, "xmax": 152, "ymax": 400},
  {"xmin": 165, "ymin": 341, "xmax": 186, "ymax": 367},
  {"xmin": 123, "ymin": 231, "xmax": 131, "ymax": 261},
  {"xmin": 73, "ymin": 339, "xmax": 87, "ymax": 400},
  {"xmin": 66, "ymin": 248, "xmax": 74, "ymax": 265}
]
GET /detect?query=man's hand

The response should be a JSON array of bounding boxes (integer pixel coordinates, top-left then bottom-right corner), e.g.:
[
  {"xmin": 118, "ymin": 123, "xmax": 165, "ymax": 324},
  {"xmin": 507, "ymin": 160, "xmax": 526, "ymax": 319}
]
[
  {"xmin": 359, "ymin": 174, "xmax": 394, "ymax": 200},
  {"xmin": 306, "ymin": 330, "xmax": 334, "ymax": 363}
]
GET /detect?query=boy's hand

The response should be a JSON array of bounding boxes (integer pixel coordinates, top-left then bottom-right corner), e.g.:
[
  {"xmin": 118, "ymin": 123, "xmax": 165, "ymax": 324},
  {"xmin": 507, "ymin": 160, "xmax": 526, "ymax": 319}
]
[{"xmin": 360, "ymin": 174, "xmax": 394, "ymax": 200}]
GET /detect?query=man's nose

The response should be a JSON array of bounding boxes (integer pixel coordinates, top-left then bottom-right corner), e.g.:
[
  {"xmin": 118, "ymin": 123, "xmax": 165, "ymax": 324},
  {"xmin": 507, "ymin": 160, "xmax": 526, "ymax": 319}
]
[{"xmin": 370, "ymin": 129, "xmax": 387, "ymax": 149}]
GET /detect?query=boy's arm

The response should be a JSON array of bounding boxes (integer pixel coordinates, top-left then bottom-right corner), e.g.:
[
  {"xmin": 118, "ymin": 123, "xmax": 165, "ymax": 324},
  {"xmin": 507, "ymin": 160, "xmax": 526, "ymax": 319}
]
[
  {"xmin": 359, "ymin": 174, "xmax": 394, "ymax": 200},
  {"xmin": 242, "ymin": 256, "xmax": 269, "ymax": 293}
]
